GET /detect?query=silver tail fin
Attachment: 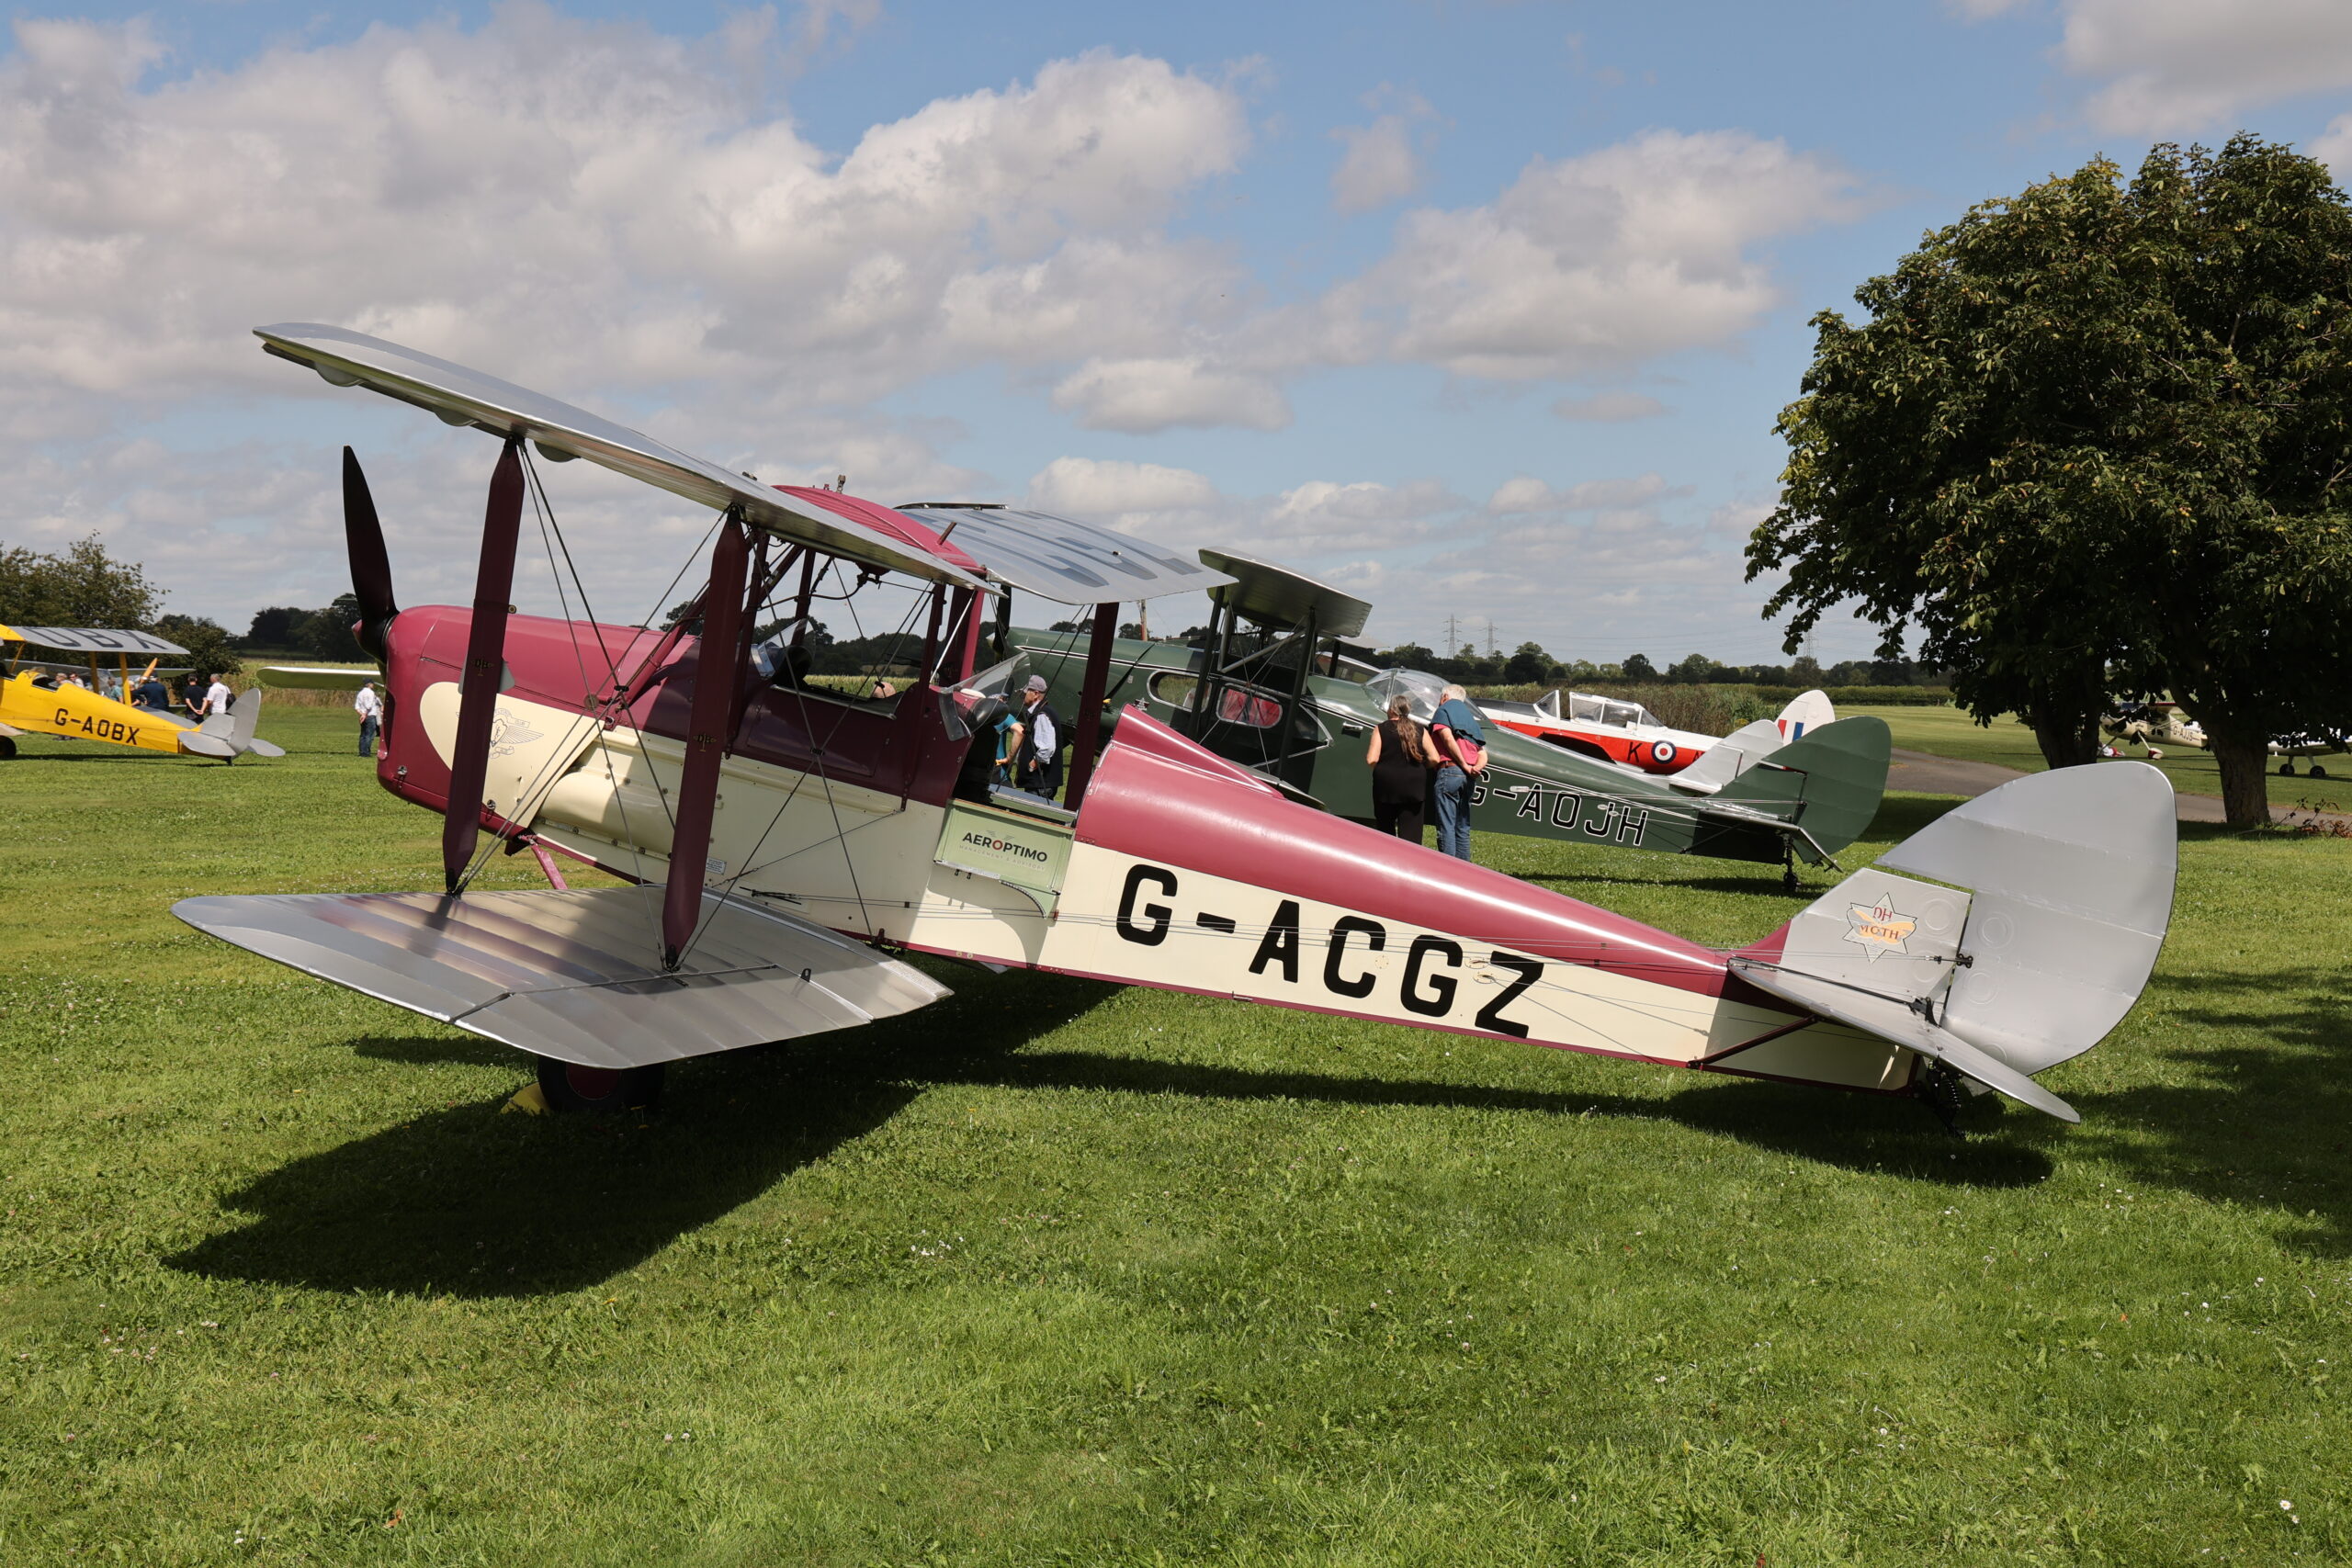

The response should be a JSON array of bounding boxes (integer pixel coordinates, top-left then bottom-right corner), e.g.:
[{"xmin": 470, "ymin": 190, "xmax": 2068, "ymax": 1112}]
[
  {"xmin": 1731, "ymin": 762, "xmax": 2176, "ymax": 1120},
  {"xmin": 226, "ymin": 688, "xmax": 283, "ymax": 757}
]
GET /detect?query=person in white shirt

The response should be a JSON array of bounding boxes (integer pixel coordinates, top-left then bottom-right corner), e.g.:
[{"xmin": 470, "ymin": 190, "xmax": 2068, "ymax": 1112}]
[
  {"xmin": 354, "ymin": 681, "xmax": 382, "ymax": 757},
  {"xmin": 1013, "ymin": 674, "xmax": 1064, "ymax": 797},
  {"xmin": 202, "ymin": 675, "xmax": 233, "ymax": 719}
]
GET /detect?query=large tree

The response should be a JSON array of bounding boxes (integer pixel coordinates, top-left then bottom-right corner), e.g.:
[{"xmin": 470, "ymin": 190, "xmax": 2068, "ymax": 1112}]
[
  {"xmin": 1750, "ymin": 136, "xmax": 2352, "ymax": 825},
  {"xmin": 0, "ymin": 534, "xmax": 159, "ymax": 628}
]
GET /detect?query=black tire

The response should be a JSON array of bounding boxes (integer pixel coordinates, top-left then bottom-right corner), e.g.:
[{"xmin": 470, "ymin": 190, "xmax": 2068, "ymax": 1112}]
[
  {"xmin": 2312, "ymin": 764, "xmax": 2330, "ymax": 779},
  {"xmin": 2278, "ymin": 761, "xmax": 2297, "ymax": 776},
  {"xmin": 535, "ymin": 1056, "xmax": 665, "ymax": 1114},
  {"xmin": 0, "ymin": 735, "xmax": 15, "ymax": 760}
]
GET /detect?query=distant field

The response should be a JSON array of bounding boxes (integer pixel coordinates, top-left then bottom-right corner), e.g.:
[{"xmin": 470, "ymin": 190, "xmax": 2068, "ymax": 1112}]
[
  {"xmin": 3, "ymin": 710, "xmax": 2349, "ymax": 1562},
  {"xmin": 1849, "ymin": 704, "xmax": 2352, "ymax": 815}
]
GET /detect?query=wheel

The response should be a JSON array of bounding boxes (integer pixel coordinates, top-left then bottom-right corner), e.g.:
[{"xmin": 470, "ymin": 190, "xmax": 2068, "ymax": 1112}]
[
  {"xmin": 2312, "ymin": 764, "xmax": 2330, "ymax": 779},
  {"xmin": 2279, "ymin": 761, "xmax": 2298, "ymax": 776},
  {"xmin": 534, "ymin": 1055, "xmax": 665, "ymax": 1114},
  {"xmin": 0, "ymin": 735, "xmax": 15, "ymax": 760}
]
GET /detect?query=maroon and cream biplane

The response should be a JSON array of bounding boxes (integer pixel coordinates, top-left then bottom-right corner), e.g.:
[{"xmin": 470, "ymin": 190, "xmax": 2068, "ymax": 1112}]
[{"xmin": 178, "ymin": 324, "xmax": 2180, "ymax": 1128}]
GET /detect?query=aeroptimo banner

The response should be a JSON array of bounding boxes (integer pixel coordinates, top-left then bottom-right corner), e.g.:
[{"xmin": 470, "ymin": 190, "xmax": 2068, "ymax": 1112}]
[{"xmin": 936, "ymin": 802, "xmax": 1073, "ymax": 895}]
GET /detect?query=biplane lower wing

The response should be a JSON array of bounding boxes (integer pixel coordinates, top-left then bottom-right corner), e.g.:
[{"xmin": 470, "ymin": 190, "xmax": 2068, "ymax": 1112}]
[{"xmin": 172, "ymin": 886, "xmax": 951, "ymax": 1068}]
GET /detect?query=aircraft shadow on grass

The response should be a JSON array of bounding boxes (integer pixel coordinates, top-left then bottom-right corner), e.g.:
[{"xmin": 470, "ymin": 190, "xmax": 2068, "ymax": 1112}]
[
  {"xmin": 2067, "ymin": 964, "xmax": 2352, "ymax": 1257},
  {"xmin": 171, "ymin": 961, "xmax": 2059, "ymax": 1300}
]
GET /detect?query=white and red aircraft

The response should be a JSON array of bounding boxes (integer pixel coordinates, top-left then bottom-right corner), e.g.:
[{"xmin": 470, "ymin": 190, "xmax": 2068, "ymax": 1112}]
[
  {"xmin": 1480, "ymin": 687, "xmax": 1837, "ymax": 795},
  {"xmin": 178, "ymin": 324, "xmax": 2179, "ymax": 1129}
]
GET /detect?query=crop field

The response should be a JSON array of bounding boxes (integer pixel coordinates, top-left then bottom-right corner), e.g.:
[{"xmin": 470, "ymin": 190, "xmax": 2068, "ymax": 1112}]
[{"xmin": 4, "ymin": 708, "xmax": 2349, "ymax": 1563}]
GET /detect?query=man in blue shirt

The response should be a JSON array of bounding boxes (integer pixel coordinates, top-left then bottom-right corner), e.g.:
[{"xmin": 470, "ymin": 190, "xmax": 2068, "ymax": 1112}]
[{"xmin": 1428, "ymin": 683, "xmax": 1485, "ymax": 861}]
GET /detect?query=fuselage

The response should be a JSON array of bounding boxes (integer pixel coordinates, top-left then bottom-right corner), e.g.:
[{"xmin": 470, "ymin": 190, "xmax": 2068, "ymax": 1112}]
[
  {"xmin": 0, "ymin": 668, "xmax": 209, "ymax": 756},
  {"xmin": 368, "ymin": 604, "xmax": 1920, "ymax": 1100},
  {"xmin": 1480, "ymin": 696, "xmax": 1719, "ymax": 776}
]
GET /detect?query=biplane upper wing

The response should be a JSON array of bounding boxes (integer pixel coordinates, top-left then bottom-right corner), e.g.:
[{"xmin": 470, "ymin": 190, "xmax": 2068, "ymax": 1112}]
[
  {"xmin": 255, "ymin": 323, "xmax": 989, "ymax": 592},
  {"xmin": 898, "ymin": 504, "xmax": 1233, "ymax": 604},
  {"xmin": 1, "ymin": 624, "xmax": 190, "ymax": 657}
]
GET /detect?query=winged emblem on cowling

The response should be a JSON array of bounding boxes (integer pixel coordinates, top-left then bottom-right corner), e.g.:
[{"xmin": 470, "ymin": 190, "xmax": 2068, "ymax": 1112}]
[{"xmin": 487, "ymin": 709, "xmax": 544, "ymax": 758}]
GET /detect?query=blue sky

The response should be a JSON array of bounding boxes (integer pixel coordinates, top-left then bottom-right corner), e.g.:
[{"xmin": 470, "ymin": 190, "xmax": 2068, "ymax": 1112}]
[{"xmin": 6, "ymin": 0, "xmax": 2351, "ymax": 663}]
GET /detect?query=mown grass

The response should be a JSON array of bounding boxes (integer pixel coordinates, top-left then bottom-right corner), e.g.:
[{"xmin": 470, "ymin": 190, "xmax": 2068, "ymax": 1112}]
[
  {"xmin": 3, "ymin": 710, "xmax": 2349, "ymax": 1563},
  {"xmin": 1854, "ymin": 703, "xmax": 2352, "ymax": 816}
]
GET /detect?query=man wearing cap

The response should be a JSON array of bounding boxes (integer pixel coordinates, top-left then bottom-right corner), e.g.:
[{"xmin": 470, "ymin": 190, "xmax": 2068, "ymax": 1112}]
[{"xmin": 1013, "ymin": 674, "xmax": 1065, "ymax": 798}]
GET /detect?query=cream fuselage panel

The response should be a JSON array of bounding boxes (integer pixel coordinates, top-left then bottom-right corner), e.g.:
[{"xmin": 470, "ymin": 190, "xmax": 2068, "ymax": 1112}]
[{"xmin": 424, "ymin": 687, "xmax": 1911, "ymax": 1093}]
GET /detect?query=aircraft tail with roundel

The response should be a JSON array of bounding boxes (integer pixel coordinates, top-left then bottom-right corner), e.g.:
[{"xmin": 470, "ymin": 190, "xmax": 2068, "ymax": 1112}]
[{"xmin": 1724, "ymin": 761, "xmax": 2177, "ymax": 1121}]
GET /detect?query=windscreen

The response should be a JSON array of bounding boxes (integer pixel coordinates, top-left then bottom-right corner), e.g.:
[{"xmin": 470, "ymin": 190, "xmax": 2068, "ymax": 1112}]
[{"xmin": 1363, "ymin": 668, "xmax": 1447, "ymax": 720}]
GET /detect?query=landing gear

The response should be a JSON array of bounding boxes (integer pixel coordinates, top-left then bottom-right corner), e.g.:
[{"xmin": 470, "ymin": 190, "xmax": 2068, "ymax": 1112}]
[
  {"xmin": 1912, "ymin": 1061, "xmax": 1972, "ymax": 1138},
  {"xmin": 1781, "ymin": 845, "xmax": 1800, "ymax": 896},
  {"xmin": 0, "ymin": 735, "xmax": 15, "ymax": 760},
  {"xmin": 2312, "ymin": 764, "xmax": 2330, "ymax": 779},
  {"xmin": 2280, "ymin": 760, "xmax": 2298, "ymax": 776},
  {"xmin": 534, "ymin": 1055, "xmax": 665, "ymax": 1114}
]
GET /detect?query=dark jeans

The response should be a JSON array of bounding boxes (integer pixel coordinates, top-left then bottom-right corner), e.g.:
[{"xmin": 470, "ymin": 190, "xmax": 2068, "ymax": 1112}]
[
  {"xmin": 358, "ymin": 716, "xmax": 379, "ymax": 756},
  {"xmin": 1373, "ymin": 795, "xmax": 1425, "ymax": 842},
  {"xmin": 1433, "ymin": 766, "xmax": 1473, "ymax": 860}
]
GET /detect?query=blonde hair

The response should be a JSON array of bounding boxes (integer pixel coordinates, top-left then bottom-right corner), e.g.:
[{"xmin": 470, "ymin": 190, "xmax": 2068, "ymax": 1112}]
[{"xmin": 1385, "ymin": 694, "xmax": 1431, "ymax": 765}]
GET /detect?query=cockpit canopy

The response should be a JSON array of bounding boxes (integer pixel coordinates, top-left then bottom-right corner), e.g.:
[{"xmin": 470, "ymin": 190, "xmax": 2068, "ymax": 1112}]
[{"xmin": 1537, "ymin": 688, "xmax": 1661, "ymax": 730}]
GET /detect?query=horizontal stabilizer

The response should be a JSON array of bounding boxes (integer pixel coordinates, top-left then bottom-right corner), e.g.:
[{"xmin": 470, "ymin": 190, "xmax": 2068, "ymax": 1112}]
[
  {"xmin": 1731, "ymin": 761, "xmax": 2177, "ymax": 1118},
  {"xmin": 174, "ymin": 887, "xmax": 951, "ymax": 1068},
  {"xmin": 1669, "ymin": 718, "xmax": 1784, "ymax": 796},
  {"xmin": 229, "ymin": 689, "xmax": 283, "ymax": 758}
]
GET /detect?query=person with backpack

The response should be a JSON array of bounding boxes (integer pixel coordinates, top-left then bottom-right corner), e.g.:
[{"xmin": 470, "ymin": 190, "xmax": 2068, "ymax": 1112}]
[{"xmin": 1428, "ymin": 682, "xmax": 1487, "ymax": 861}]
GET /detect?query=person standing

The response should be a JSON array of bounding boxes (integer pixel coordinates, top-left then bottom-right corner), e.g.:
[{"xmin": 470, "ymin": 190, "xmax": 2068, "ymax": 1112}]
[
  {"xmin": 1428, "ymin": 682, "xmax": 1487, "ymax": 862},
  {"xmin": 1013, "ymin": 674, "xmax": 1064, "ymax": 797},
  {"xmin": 179, "ymin": 672, "xmax": 204, "ymax": 717},
  {"xmin": 354, "ymin": 680, "xmax": 382, "ymax": 757},
  {"xmin": 1364, "ymin": 693, "xmax": 1434, "ymax": 841},
  {"xmin": 202, "ymin": 671, "xmax": 234, "ymax": 721},
  {"xmin": 134, "ymin": 672, "xmax": 169, "ymax": 710}
]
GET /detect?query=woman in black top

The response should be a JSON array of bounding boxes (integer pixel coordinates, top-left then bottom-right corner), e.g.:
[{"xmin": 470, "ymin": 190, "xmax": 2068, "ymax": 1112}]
[{"xmin": 1364, "ymin": 694, "xmax": 1434, "ymax": 841}]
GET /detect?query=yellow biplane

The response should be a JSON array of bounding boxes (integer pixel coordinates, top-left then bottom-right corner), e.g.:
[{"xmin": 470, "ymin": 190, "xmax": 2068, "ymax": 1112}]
[{"xmin": 0, "ymin": 624, "xmax": 281, "ymax": 761}]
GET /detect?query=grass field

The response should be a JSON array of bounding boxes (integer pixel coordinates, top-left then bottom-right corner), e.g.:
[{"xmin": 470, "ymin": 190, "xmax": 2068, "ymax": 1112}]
[
  {"xmin": 1850, "ymin": 703, "xmax": 2352, "ymax": 817},
  {"xmin": 5, "ymin": 709, "xmax": 2350, "ymax": 1563}
]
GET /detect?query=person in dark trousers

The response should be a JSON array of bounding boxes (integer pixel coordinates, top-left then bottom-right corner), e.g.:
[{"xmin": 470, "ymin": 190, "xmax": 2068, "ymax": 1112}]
[
  {"xmin": 354, "ymin": 681, "xmax": 382, "ymax": 756},
  {"xmin": 1364, "ymin": 693, "xmax": 1434, "ymax": 841},
  {"xmin": 1429, "ymin": 682, "xmax": 1486, "ymax": 861},
  {"xmin": 178, "ymin": 672, "xmax": 204, "ymax": 717},
  {"xmin": 1012, "ymin": 674, "xmax": 1064, "ymax": 798}
]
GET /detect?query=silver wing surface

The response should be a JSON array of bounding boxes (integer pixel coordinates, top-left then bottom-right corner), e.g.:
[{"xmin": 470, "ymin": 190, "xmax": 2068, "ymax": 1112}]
[
  {"xmin": 897, "ymin": 505, "xmax": 1233, "ymax": 605},
  {"xmin": 174, "ymin": 887, "xmax": 951, "ymax": 1068},
  {"xmin": 256, "ymin": 323, "xmax": 986, "ymax": 591}
]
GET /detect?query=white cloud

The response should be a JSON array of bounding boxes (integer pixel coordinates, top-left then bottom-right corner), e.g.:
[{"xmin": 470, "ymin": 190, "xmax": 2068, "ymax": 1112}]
[
  {"xmin": 1051, "ymin": 356, "xmax": 1292, "ymax": 433},
  {"xmin": 1551, "ymin": 391, "xmax": 1668, "ymax": 422},
  {"xmin": 1025, "ymin": 456, "xmax": 1220, "ymax": 515},
  {"xmin": 2047, "ymin": 0, "xmax": 2352, "ymax": 133},
  {"xmin": 1331, "ymin": 116, "xmax": 1424, "ymax": 213},
  {"xmin": 2317, "ymin": 113, "xmax": 2352, "ymax": 179},
  {"xmin": 1486, "ymin": 472, "xmax": 1685, "ymax": 513},
  {"xmin": 0, "ymin": 9, "xmax": 1253, "ymax": 418},
  {"xmin": 1317, "ymin": 130, "xmax": 1861, "ymax": 381}
]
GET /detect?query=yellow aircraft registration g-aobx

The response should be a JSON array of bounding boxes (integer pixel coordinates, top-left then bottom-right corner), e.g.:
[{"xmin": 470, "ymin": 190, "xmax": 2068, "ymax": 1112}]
[{"xmin": 0, "ymin": 624, "xmax": 280, "ymax": 761}]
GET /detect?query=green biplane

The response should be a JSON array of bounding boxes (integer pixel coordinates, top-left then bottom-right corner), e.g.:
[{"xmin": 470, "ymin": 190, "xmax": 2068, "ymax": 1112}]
[{"xmin": 992, "ymin": 548, "xmax": 1889, "ymax": 885}]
